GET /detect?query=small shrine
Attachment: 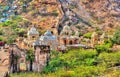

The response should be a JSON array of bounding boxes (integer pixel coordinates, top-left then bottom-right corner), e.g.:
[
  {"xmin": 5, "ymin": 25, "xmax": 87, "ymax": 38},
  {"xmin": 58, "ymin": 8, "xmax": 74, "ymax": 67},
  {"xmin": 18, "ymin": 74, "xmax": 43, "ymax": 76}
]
[
  {"xmin": 59, "ymin": 25, "xmax": 79, "ymax": 46},
  {"xmin": 91, "ymin": 32, "xmax": 98, "ymax": 47},
  {"xmin": 99, "ymin": 32, "xmax": 108, "ymax": 44},
  {"xmin": 33, "ymin": 30, "xmax": 58, "ymax": 50}
]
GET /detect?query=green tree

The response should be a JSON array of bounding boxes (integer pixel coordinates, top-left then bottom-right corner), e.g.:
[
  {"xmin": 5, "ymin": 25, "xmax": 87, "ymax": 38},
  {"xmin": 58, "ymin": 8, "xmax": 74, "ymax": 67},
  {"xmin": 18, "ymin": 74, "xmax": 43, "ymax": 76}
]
[
  {"xmin": 95, "ymin": 40, "xmax": 113, "ymax": 54},
  {"xmin": 112, "ymin": 29, "xmax": 120, "ymax": 45},
  {"xmin": 97, "ymin": 52, "xmax": 120, "ymax": 67},
  {"xmin": 0, "ymin": 29, "xmax": 3, "ymax": 35},
  {"xmin": 14, "ymin": 54, "xmax": 20, "ymax": 72},
  {"xmin": 6, "ymin": 35, "xmax": 17, "ymax": 44},
  {"xmin": 22, "ymin": 5, "xmax": 27, "ymax": 12},
  {"xmin": 0, "ymin": 36, "xmax": 3, "ymax": 41},
  {"xmin": 83, "ymin": 32, "xmax": 92, "ymax": 39},
  {"xmin": 26, "ymin": 49, "xmax": 35, "ymax": 71},
  {"xmin": 15, "ymin": 28, "xmax": 26, "ymax": 37}
]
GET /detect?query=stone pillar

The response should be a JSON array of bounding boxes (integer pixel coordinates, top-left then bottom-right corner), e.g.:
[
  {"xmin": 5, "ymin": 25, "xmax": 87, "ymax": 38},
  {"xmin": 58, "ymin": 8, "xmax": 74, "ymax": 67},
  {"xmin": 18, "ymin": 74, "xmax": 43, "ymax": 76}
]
[{"xmin": 91, "ymin": 32, "xmax": 98, "ymax": 47}]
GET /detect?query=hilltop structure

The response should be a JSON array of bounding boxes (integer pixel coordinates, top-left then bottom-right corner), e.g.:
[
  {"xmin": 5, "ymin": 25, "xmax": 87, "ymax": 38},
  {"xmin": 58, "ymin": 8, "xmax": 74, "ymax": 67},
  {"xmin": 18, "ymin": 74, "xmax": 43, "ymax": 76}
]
[
  {"xmin": 91, "ymin": 32, "xmax": 108, "ymax": 47},
  {"xmin": 16, "ymin": 26, "xmax": 58, "ymax": 50},
  {"xmin": 59, "ymin": 25, "xmax": 80, "ymax": 46},
  {"xmin": 33, "ymin": 30, "xmax": 58, "ymax": 50}
]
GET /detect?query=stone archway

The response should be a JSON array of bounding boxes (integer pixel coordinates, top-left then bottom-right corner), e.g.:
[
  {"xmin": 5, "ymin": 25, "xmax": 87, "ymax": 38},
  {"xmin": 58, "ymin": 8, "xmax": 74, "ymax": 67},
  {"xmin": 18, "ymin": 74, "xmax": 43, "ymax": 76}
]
[
  {"xmin": 74, "ymin": 39, "xmax": 78, "ymax": 44},
  {"xmin": 63, "ymin": 39, "xmax": 67, "ymax": 45},
  {"xmin": 34, "ymin": 45, "xmax": 50, "ymax": 72},
  {"xmin": 51, "ymin": 31, "xmax": 54, "ymax": 35},
  {"xmin": 19, "ymin": 58, "xmax": 26, "ymax": 71},
  {"xmin": 69, "ymin": 40, "xmax": 73, "ymax": 45}
]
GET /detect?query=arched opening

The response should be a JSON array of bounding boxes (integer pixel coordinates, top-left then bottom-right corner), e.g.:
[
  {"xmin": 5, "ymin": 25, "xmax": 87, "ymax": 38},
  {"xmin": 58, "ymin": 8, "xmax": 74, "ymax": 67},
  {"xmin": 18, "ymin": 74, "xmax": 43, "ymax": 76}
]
[
  {"xmin": 51, "ymin": 31, "xmax": 54, "ymax": 34},
  {"xmin": 69, "ymin": 40, "xmax": 73, "ymax": 45},
  {"xmin": 74, "ymin": 39, "xmax": 78, "ymax": 44},
  {"xmin": 63, "ymin": 39, "xmax": 67, "ymax": 45},
  {"xmin": 32, "ymin": 36, "xmax": 36, "ymax": 40}
]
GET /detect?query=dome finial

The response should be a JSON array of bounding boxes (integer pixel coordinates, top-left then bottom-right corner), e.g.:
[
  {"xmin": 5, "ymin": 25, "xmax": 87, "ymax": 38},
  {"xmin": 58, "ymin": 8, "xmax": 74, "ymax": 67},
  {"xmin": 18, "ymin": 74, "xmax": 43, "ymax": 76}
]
[{"xmin": 28, "ymin": 26, "xmax": 39, "ymax": 35}]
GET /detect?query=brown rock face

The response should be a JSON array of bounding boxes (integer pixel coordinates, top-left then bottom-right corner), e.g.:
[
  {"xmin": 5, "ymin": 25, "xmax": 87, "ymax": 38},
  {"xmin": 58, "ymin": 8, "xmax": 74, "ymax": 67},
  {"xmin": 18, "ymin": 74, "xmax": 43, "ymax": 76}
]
[
  {"xmin": 20, "ymin": 0, "xmax": 63, "ymax": 32},
  {"xmin": 0, "ymin": 51, "xmax": 10, "ymax": 66},
  {"xmin": 80, "ymin": 0, "xmax": 120, "ymax": 32},
  {"xmin": 0, "ymin": 0, "xmax": 120, "ymax": 35},
  {"xmin": 0, "ymin": 0, "xmax": 8, "ymax": 5},
  {"xmin": 0, "ymin": 50, "xmax": 10, "ymax": 77}
]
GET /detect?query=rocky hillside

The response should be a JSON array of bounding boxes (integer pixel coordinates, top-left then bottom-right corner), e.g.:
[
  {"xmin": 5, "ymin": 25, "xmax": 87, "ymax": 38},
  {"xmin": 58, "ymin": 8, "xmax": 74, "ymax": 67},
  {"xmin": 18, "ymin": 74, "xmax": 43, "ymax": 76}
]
[
  {"xmin": 62, "ymin": 0, "xmax": 120, "ymax": 34},
  {"xmin": 79, "ymin": 0, "xmax": 120, "ymax": 32},
  {"xmin": 0, "ymin": 0, "xmax": 120, "ymax": 35}
]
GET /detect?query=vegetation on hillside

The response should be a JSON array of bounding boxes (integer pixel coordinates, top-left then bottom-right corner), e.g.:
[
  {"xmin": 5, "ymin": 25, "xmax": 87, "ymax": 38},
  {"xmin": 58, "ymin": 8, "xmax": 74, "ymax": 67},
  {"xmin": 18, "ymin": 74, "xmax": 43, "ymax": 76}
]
[
  {"xmin": 10, "ymin": 46, "xmax": 120, "ymax": 77},
  {"xmin": 112, "ymin": 29, "xmax": 120, "ymax": 45},
  {"xmin": 0, "ymin": 16, "xmax": 28, "ymax": 44},
  {"xmin": 0, "ymin": 0, "xmax": 120, "ymax": 77}
]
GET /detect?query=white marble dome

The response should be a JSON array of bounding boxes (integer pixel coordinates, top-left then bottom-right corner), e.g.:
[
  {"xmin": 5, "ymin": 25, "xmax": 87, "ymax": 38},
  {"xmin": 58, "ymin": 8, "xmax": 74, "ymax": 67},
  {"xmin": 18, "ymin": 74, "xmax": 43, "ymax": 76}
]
[
  {"xmin": 39, "ymin": 35, "xmax": 48, "ymax": 41},
  {"xmin": 63, "ymin": 25, "xmax": 71, "ymax": 31},
  {"xmin": 60, "ymin": 25, "xmax": 72, "ymax": 36},
  {"xmin": 38, "ymin": 30, "xmax": 58, "ymax": 50},
  {"xmin": 28, "ymin": 27, "xmax": 39, "ymax": 35},
  {"xmin": 40, "ymin": 31, "xmax": 57, "ymax": 41},
  {"xmin": 44, "ymin": 30, "xmax": 52, "ymax": 36}
]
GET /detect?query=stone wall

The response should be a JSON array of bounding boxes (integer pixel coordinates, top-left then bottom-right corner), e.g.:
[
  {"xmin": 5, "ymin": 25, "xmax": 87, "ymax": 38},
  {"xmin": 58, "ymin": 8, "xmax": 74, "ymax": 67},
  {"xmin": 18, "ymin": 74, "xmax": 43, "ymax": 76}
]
[{"xmin": 33, "ymin": 45, "xmax": 50, "ymax": 72}]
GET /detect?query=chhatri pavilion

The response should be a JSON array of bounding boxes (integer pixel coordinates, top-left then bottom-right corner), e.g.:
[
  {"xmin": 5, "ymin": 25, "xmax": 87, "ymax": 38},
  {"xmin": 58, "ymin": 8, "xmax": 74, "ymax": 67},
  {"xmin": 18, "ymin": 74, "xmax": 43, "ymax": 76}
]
[{"xmin": 16, "ymin": 26, "xmax": 58, "ymax": 50}]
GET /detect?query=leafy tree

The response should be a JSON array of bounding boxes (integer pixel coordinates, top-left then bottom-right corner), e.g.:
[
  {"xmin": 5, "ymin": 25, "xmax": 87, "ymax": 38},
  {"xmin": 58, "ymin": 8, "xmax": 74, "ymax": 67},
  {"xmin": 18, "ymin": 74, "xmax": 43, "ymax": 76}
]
[
  {"xmin": 0, "ymin": 28, "xmax": 3, "ymax": 35},
  {"xmin": 95, "ymin": 40, "xmax": 113, "ymax": 54},
  {"xmin": 22, "ymin": 5, "xmax": 27, "ymax": 12},
  {"xmin": 52, "ymin": 10, "xmax": 59, "ymax": 16},
  {"xmin": 83, "ymin": 32, "xmax": 92, "ymax": 39},
  {"xmin": 19, "ymin": 0, "xmax": 25, "ymax": 3},
  {"xmin": 112, "ymin": 29, "xmax": 120, "ymax": 45},
  {"xmin": 43, "ymin": 49, "xmax": 97, "ymax": 73},
  {"xmin": 97, "ymin": 52, "xmax": 120, "ymax": 67},
  {"xmin": 6, "ymin": 36, "xmax": 17, "ymax": 44},
  {"xmin": 14, "ymin": 54, "xmax": 20, "ymax": 72},
  {"xmin": 95, "ymin": 45, "xmax": 109, "ymax": 54},
  {"xmin": 11, "ymin": 49, "xmax": 120, "ymax": 77},
  {"xmin": 0, "ymin": 36, "xmax": 3, "ymax": 41},
  {"xmin": 79, "ymin": 32, "xmax": 83, "ymax": 36},
  {"xmin": 26, "ymin": 49, "xmax": 35, "ymax": 71},
  {"xmin": 15, "ymin": 28, "xmax": 26, "ymax": 37}
]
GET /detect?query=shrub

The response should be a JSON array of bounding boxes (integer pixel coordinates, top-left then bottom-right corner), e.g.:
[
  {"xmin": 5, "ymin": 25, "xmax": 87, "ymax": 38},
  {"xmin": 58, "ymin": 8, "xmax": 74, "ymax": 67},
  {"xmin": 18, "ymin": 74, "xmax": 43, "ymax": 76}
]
[
  {"xmin": 22, "ymin": 5, "xmax": 27, "ymax": 12},
  {"xmin": 15, "ymin": 28, "xmax": 26, "ymax": 37},
  {"xmin": 112, "ymin": 29, "xmax": 120, "ymax": 45},
  {"xmin": 6, "ymin": 35, "xmax": 17, "ymax": 44},
  {"xmin": 52, "ymin": 10, "xmax": 59, "ymax": 16},
  {"xmin": 0, "ymin": 36, "xmax": 3, "ymax": 41},
  {"xmin": 0, "ymin": 29, "xmax": 3, "ymax": 35},
  {"xmin": 97, "ymin": 52, "xmax": 120, "ymax": 67},
  {"xmin": 83, "ymin": 32, "xmax": 92, "ymax": 39},
  {"xmin": 11, "ymin": 49, "xmax": 120, "ymax": 77},
  {"xmin": 95, "ymin": 39, "xmax": 113, "ymax": 53},
  {"xmin": 95, "ymin": 45, "xmax": 110, "ymax": 53},
  {"xmin": 43, "ymin": 49, "xmax": 97, "ymax": 73}
]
